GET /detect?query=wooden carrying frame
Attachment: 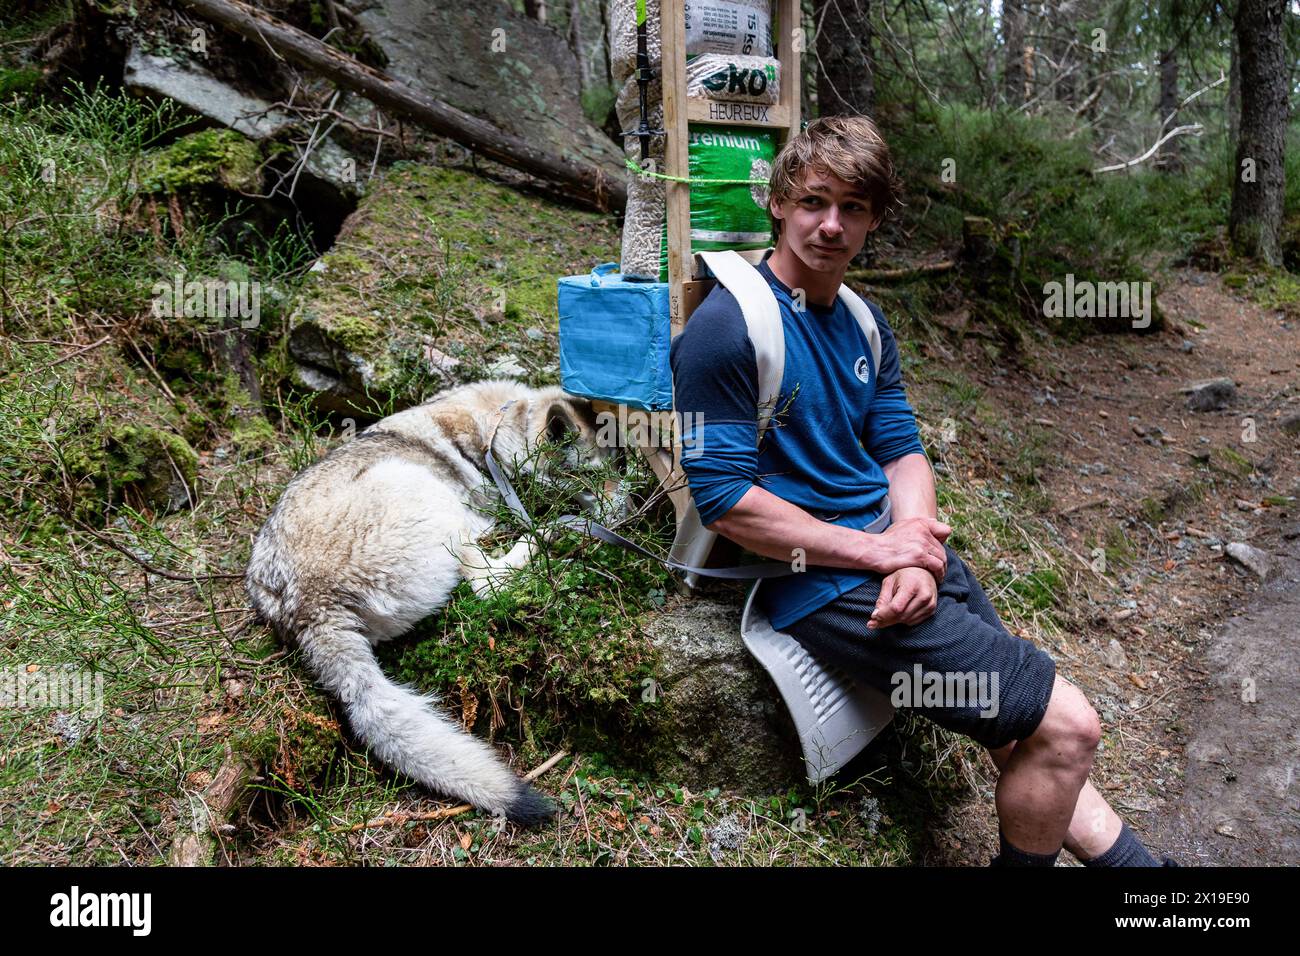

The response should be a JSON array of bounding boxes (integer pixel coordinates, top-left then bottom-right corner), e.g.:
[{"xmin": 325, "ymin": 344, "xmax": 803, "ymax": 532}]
[{"xmin": 593, "ymin": 0, "xmax": 801, "ymax": 589}]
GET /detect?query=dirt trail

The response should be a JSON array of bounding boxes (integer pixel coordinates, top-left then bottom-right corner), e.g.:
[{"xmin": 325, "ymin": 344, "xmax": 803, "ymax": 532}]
[
  {"xmin": 1148, "ymin": 545, "xmax": 1300, "ymax": 865},
  {"xmin": 921, "ymin": 268, "xmax": 1299, "ymax": 866}
]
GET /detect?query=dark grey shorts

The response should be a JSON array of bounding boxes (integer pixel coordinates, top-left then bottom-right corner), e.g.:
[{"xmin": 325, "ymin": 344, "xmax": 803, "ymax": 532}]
[{"xmin": 783, "ymin": 545, "xmax": 1057, "ymax": 750}]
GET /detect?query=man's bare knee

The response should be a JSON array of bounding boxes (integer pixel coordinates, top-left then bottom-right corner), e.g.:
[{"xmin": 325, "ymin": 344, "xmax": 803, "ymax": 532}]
[
  {"xmin": 1020, "ymin": 676, "xmax": 1101, "ymax": 773},
  {"xmin": 987, "ymin": 741, "xmax": 1016, "ymax": 772}
]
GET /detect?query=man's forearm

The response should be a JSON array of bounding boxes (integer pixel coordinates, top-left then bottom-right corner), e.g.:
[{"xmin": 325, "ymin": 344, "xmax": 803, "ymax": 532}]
[
  {"xmin": 707, "ymin": 451, "xmax": 941, "ymax": 573},
  {"xmin": 708, "ymin": 485, "xmax": 877, "ymax": 570},
  {"xmin": 881, "ymin": 452, "xmax": 937, "ymax": 522}
]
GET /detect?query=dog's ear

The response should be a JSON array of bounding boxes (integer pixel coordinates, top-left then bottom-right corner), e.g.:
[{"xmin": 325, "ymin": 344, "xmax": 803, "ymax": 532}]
[
  {"xmin": 541, "ymin": 400, "xmax": 582, "ymax": 444},
  {"xmin": 529, "ymin": 388, "xmax": 593, "ymax": 439}
]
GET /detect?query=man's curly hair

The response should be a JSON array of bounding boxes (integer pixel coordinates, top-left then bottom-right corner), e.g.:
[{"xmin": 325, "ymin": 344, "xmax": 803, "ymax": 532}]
[{"xmin": 767, "ymin": 115, "xmax": 904, "ymax": 239}]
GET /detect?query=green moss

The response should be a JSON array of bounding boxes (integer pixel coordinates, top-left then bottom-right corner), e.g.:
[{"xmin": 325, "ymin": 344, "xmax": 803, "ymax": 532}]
[
  {"xmin": 0, "ymin": 67, "xmax": 42, "ymax": 98},
  {"xmin": 1250, "ymin": 269, "xmax": 1300, "ymax": 314},
  {"xmin": 378, "ymin": 521, "xmax": 668, "ymax": 762},
  {"xmin": 230, "ymin": 413, "xmax": 276, "ymax": 452},
  {"xmin": 107, "ymin": 424, "xmax": 197, "ymax": 509},
  {"xmin": 991, "ymin": 567, "xmax": 1062, "ymax": 612},
  {"xmin": 1, "ymin": 344, "xmax": 207, "ymax": 523},
  {"xmin": 1212, "ymin": 446, "xmax": 1254, "ymax": 477},
  {"xmin": 318, "ymin": 310, "xmax": 386, "ymax": 353},
  {"xmin": 288, "ymin": 161, "xmax": 619, "ymax": 408},
  {"xmin": 139, "ymin": 129, "xmax": 263, "ymax": 194},
  {"xmin": 232, "ymin": 699, "xmax": 342, "ymax": 790}
]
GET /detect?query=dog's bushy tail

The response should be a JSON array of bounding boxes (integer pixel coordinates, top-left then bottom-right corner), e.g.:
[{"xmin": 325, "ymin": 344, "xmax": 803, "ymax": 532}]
[{"xmin": 295, "ymin": 609, "xmax": 556, "ymax": 825}]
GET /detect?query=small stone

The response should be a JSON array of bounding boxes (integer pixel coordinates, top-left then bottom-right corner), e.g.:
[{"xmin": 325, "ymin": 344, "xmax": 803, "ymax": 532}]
[
  {"xmin": 422, "ymin": 344, "xmax": 461, "ymax": 375},
  {"xmin": 1103, "ymin": 639, "xmax": 1129, "ymax": 670},
  {"xmin": 525, "ymin": 327, "xmax": 545, "ymax": 341},
  {"xmin": 1225, "ymin": 542, "xmax": 1274, "ymax": 580},
  {"xmin": 51, "ymin": 712, "xmax": 89, "ymax": 746},
  {"xmin": 1183, "ymin": 378, "xmax": 1236, "ymax": 412},
  {"xmin": 1180, "ymin": 339, "xmax": 1195, "ymax": 352},
  {"xmin": 486, "ymin": 354, "xmax": 528, "ymax": 379},
  {"xmin": 1280, "ymin": 413, "xmax": 1300, "ymax": 437}
]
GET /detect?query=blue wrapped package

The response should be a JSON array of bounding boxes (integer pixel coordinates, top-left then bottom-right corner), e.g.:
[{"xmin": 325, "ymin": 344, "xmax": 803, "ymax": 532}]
[{"xmin": 558, "ymin": 263, "xmax": 673, "ymax": 411}]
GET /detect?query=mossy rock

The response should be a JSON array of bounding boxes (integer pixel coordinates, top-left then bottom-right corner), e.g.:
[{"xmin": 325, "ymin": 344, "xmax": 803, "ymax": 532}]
[
  {"xmin": 1, "ymin": 344, "xmax": 205, "ymax": 523},
  {"xmin": 287, "ymin": 162, "xmax": 618, "ymax": 416},
  {"xmin": 65, "ymin": 422, "xmax": 199, "ymax": 515},
  {"xmin": 636, "ymin": 597, "xmax": 806, "ymax": 793},
  {"xmin": 139, "ymin": 128, "xmax": 263, "ymax": 194}
]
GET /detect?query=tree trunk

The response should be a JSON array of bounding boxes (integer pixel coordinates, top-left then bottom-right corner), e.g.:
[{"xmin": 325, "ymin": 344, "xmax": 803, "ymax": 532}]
[
  {"xmin": 1230, "ymin": 0, "xmax": 1289, "ymax": 264},
  {"xmin": 1048, "ymin": 0, "xmax": 1077, "ymax": 108},
  {"xmin": 1003, "ymin": 0, "xmax": 1027, "ymax": 106},
  {"xmin": 1227, "ymin": 30, "xmax": 1241, "ymax": 147},
  {"xmin": 812, "ymin": 0, "xmax": 875, "ymax": 116},
  {"xmin": 1155, "ymin": 48, "xmax": 1182, "ymax": 172},
  {"xmin": 525, "ymin": 0, "xmax": 548, "ymax": 23}
]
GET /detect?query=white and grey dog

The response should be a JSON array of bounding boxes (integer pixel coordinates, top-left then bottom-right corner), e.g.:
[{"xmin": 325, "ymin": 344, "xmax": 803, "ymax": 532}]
[{"xmin": 245, "ymin": 378, "xmax": 611, "ymax": 825}]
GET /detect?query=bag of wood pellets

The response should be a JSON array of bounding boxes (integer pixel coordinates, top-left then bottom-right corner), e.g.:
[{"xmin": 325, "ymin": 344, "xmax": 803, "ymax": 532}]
[
  {"xmin": 685, "ymin": 53, "xmax": 779, "ymax": 105},
  {"xmin": 684, "ymin": 0, "xmax": 772, "ymax": 59},
  {"xmin": 610, "ymin": 0, "xmax": 773, "ymax": 83},
  {"xmin": 656, "ymin": 125, "xmax": 775, "ymax": 281}
]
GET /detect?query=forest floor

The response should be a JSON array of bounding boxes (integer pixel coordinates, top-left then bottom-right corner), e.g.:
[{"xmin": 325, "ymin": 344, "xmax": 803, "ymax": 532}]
[
  {"xmin": 906, "ymin": 267, "xmax": 1299, "ymax": 866},
  {"xmin": 5, "ymin": 259, "xmax": 1296, "ymax": 867}
]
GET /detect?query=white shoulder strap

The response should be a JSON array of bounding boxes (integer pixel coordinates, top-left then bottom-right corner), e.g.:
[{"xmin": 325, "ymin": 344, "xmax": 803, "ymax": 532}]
[
  {"xmin": 837, "ymin": 284, "xmax": 882, "ymax": 379},
  {"xmin": 696, "ymin": 249, "xmax": 885, "ymax": 435},
  {"xmin": 697, "ymin": 250, "xmax": 784, "ymax": 441}
]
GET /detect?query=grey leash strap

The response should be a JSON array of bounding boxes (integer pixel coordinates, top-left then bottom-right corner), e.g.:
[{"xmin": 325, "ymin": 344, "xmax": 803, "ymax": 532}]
[
  {"xmin": 484, "ymin": 443, "xmax": 534, "ymax": 528},
  {"xmin": 485, "ymin": 443, "xmax": 893, "ymax": 581},
  {"xmin": 552, "ymin": 513, "xmax": 800, "ymax": 580}
]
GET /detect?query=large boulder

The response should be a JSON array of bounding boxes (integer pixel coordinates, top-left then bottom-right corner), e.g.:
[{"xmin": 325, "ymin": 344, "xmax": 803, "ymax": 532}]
[
  {"xmin": 346, "ymin": 0, "xmax": 622, "ymax": 175},
  {"xmin": 640, "ymin": 594, "xmax": 806, "ymax": 792},
  {"xmin": 124, "ymin": 45, "xmax": 360, "ymax": 233}
]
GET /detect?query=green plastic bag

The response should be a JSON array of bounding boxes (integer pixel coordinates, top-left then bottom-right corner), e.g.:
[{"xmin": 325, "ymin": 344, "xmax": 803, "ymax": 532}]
[{"xmin": 659, "ymin": 124, "xmax": 775, "ymax": 281}]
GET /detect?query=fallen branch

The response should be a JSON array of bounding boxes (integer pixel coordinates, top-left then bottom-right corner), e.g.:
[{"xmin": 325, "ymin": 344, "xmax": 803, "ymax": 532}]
[
  {"xmin": 169, "ymin": 746, "xmax": 256, "ymax": 866},
  {"xmin": 1157, "ymin": 70, "xmax": 1227, "ymax": 139},
  {"xmin": 0, "ymin": 335, "xmax": 110, "ymax": 381},
  {"xmin": 179, "ymin": 0, "xmax": 625, "ymax": 212},
  {"xmin": 1093, "ymin": 124, "xmax": 1204, "ymax": 174},
  {"xmin": 844, "ymin": 260, "xmax": 957, "ymax": 284},
  {"xmin": 73, "ymin": 517, "xmax": 245, "ymax": 582}
]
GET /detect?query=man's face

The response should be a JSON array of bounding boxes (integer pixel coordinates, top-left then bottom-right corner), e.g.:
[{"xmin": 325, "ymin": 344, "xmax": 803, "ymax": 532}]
[{"xmin": 769, "ymin": 170, "xmax": 882, "ymax": 275}]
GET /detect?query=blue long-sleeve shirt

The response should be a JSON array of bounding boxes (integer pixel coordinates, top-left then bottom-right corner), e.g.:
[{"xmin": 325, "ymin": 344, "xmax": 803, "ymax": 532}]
[{"xmin": 669, "ymin": 257, "xmax": 927, "ymax": 629}]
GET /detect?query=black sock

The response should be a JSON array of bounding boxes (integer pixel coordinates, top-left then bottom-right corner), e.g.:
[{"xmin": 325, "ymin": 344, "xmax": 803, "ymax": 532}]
[
  {"xmin": 1082, "ymin": 822, "xmax": 1161, "ymax": 867},
  {"xmin": 990, "ymin": 828, "xmax": 1061, "ymax": 866}
]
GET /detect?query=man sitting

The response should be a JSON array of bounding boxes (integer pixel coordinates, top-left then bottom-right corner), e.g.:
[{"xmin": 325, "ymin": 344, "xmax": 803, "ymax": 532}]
[{"xmin": 669, "ymin": 115, "xmax": 1175, "ymax": 867}]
